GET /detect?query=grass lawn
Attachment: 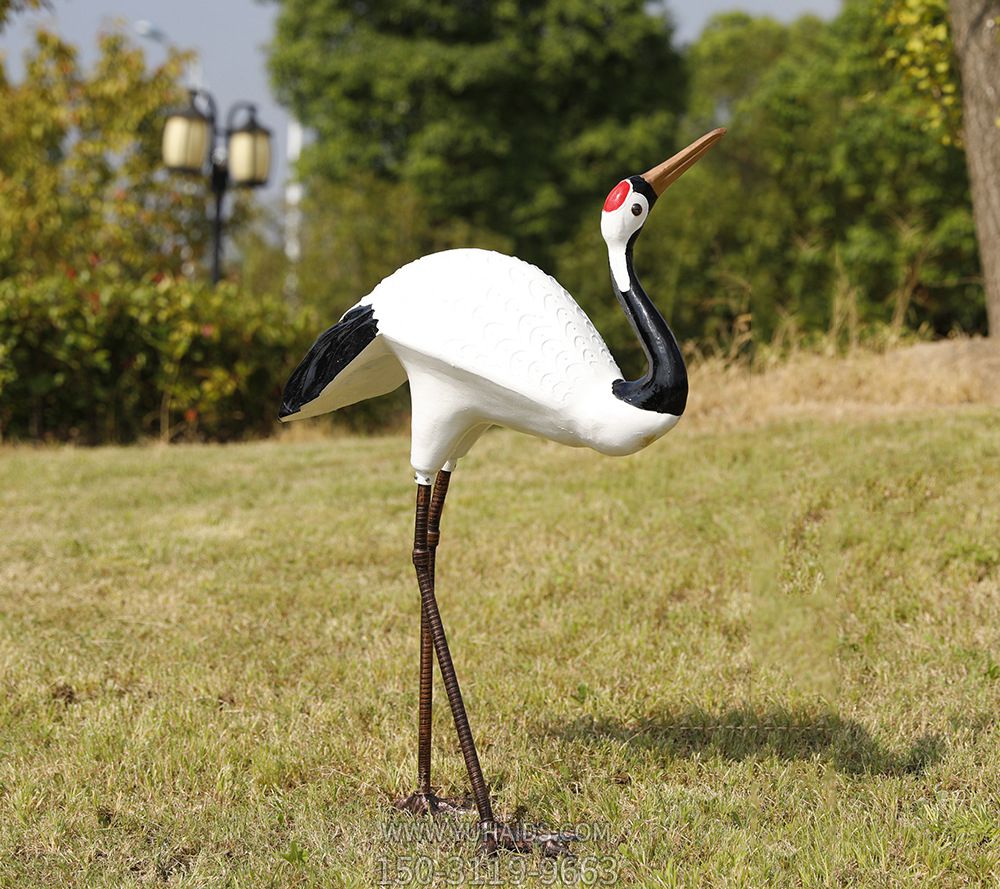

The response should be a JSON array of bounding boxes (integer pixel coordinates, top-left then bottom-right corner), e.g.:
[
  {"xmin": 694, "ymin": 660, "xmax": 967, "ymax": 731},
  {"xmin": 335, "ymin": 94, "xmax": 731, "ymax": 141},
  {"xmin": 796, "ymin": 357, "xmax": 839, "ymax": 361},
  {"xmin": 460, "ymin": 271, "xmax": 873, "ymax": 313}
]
[{"xmin": 1, "ymin": 407, "xmax": 998, "ymax": 886}]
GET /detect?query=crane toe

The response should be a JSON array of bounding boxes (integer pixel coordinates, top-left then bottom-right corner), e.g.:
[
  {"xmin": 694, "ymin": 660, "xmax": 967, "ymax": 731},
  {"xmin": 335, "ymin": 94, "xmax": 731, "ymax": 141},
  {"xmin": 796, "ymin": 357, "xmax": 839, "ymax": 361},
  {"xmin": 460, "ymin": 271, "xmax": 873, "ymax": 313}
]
[
  {"xmin": 479, "ymin": 821, "xmax": 580, "ymax": 857},
  {"xmin": 393, "ymin": 789, "xmax": 476, "ymax": 817}
]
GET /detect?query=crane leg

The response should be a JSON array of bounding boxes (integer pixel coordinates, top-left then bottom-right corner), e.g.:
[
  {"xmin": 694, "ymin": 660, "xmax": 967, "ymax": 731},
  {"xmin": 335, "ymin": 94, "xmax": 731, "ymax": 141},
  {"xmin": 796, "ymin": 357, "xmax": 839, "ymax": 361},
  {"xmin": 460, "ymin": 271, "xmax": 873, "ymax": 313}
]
[
  {"xmin": 397, "ymin": 479, "xmax": 577, "ymax": 855},
  {"xmin": 411, "ymin": 479, "xmax": 498, "ymax": 837},
  {"xmin": 394, "ymin": 471, "xmax": 473, "ymax": 817}
]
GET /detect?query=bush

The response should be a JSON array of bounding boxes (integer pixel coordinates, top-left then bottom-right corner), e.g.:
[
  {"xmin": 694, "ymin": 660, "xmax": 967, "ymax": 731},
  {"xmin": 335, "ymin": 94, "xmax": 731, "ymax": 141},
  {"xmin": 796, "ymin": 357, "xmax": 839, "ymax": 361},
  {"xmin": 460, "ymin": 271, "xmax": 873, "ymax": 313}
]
[{"xmin": 0, "ymin": 273, "xmax": 314, "ymax": 443}]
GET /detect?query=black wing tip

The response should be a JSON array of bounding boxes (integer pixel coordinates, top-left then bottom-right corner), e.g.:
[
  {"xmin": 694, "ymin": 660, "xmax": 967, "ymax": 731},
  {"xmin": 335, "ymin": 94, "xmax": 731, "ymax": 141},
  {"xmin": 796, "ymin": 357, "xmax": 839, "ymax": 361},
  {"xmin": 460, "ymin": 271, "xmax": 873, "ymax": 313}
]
[{"xmin": 278, "ymin": 304, "xmax": 378, "ymax": 421}]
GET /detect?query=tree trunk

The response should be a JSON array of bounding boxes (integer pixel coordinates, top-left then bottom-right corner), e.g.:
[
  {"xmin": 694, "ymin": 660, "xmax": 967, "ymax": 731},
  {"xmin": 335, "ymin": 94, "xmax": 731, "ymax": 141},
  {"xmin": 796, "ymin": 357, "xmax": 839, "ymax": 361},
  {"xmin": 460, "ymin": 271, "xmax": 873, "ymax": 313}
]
[{"xmin": 949, "ymin": 0, "xmax": 1000, "ymax": 335}]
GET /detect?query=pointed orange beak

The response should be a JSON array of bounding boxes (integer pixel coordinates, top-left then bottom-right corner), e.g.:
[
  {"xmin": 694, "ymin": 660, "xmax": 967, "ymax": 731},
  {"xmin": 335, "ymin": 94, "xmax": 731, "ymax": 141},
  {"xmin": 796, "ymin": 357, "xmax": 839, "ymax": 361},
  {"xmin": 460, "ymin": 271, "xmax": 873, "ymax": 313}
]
[{"xmin": 641, "ymin": 128, "xmax": 727, "ymax": 197}]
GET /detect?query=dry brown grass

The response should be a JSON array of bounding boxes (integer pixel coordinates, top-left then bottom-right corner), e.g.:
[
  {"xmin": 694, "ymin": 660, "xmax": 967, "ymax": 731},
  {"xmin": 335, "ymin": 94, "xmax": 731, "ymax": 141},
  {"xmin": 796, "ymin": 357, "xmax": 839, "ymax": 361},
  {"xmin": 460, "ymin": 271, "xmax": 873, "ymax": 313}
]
[{"xmin": 687, "ymin": 337, "xmax": 1000, "ymax": 430}]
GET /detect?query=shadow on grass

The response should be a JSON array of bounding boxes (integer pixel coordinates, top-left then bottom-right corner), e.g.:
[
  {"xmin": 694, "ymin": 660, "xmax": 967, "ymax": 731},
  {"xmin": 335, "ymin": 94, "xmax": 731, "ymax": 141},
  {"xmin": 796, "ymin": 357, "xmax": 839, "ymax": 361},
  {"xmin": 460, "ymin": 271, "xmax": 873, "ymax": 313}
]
[{"xmin": 548, "ymin": 706, "xmax": 942, "ymax": 776}]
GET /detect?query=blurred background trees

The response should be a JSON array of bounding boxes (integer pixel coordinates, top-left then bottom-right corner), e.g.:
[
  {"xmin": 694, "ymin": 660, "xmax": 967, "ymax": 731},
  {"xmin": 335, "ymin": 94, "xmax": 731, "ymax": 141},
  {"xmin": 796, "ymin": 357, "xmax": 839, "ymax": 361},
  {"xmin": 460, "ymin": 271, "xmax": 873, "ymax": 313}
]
[
  {"xmin": 0, "ymin": 0, "xmax": 995, "ymax": 442},
  {"xmin": 0, "ymin": 0, "xmax": 46, "ymax": 31},
  {"xmin": 883, "ymin": 0, "xmax": 999, "ymax": 336},
  {"xmin": 0, "ymin": 29, "xmax": 208, "ymax": 281},
  {"xmin": 268, "ymin": 0, "xmax": 986, "ymax": 367},
  {"xmin": 267, "ymin": 0, "xmax": 686, "ymax": 271},
  {"xmin": 0, "ymin": 25, "xmax": 307, "ymax": 442}
]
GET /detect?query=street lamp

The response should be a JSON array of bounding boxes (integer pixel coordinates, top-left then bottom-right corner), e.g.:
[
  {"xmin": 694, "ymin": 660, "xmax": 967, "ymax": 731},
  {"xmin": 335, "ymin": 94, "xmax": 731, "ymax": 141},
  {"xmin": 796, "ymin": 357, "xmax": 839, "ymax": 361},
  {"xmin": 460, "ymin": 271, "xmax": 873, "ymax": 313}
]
[{"xmin": 162, "ymin": 89, "xmax": 272, "ymax": 283}]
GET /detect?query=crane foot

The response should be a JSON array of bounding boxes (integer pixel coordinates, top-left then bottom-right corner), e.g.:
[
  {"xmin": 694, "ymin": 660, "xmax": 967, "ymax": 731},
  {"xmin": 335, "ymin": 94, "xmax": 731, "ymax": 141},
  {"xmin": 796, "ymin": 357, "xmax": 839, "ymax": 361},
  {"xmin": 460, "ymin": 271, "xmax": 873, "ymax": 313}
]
[
  {"xmin": 478, "ymin": 822, "xmax": 580, "ymax": 857},
  {"xmin": 394, "ymin": 790, "xmax": 475, "ymax": 816}
]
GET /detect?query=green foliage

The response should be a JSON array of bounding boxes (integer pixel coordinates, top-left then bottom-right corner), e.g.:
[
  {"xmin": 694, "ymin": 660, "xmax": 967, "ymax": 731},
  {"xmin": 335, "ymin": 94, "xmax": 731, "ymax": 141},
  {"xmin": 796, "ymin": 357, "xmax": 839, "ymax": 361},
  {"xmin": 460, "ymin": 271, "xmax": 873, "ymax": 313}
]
[
  {"xmin": 1, "ymin": 1, "xmax": 989, "ymax": 443},
  {"xmin": 880, "ymin": 0, "xmax": 962, "ymax": 142},
  {"xmin": 0, "ymin": 27, "xmax": 285, "ymax": 445},
  {"xmin": 278, "ymin": 839, "xmax": 308, "ymax": 866},
  {"xmin": 734, "ymin": 1, "xmax": 980, "ymax": 338},
  {"xmin": 0, "ymin": 273, "xmax": 312, "ymax": 443},
  {"xmin": 240, "ymin": 175, "xmax": 511, "ymax": 314},
  {"xmin": 266, "ymin": 0, "xmax": 985, "ymax": 374},
  {"xmin": 0, "ymin": 29, "xmax": 216, "ymax": 282},
  {"xmin": 563, "ymin": 1, "xmax": 982, "ymax": 348},
  {"xmin": 268, "ymin": 0, "xmax": 685, "ymax": 268},
  {"xmin": 0, "ymin": 0, "xmax": 46, "ymax": 31}
]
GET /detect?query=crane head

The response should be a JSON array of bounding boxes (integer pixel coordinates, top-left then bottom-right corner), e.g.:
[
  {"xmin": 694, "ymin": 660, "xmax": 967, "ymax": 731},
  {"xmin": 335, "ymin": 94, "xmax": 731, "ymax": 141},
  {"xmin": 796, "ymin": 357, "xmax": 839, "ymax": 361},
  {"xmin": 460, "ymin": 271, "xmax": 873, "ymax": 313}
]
[{"xmin": 600, "ymin": 128, "xmax": 727, "ymax": 250}]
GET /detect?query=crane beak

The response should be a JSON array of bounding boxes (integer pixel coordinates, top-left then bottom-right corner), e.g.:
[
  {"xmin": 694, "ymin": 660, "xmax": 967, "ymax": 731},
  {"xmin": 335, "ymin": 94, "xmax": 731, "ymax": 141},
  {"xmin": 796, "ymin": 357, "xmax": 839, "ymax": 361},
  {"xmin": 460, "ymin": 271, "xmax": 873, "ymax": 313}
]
[{"xmin": 641, "ymin": 128, "xmax": 727, "ymax": 197}]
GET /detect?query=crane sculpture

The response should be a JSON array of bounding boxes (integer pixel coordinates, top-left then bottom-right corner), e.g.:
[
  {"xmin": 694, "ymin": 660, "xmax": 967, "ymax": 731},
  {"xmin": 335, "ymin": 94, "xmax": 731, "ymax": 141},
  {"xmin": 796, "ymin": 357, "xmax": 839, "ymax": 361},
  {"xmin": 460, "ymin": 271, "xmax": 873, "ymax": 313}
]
[{"xmin": 279, "ymin": 128, "xmax": 725, "ymax": 853}]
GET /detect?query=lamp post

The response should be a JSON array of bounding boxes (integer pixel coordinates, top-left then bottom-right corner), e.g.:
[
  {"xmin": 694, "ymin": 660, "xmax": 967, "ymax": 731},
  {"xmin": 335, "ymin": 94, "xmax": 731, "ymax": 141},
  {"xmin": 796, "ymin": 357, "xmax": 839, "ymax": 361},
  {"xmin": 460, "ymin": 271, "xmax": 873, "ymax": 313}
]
[{"xmin": 162, "ymin": 89, "xmax": 272, "ymax": 283}]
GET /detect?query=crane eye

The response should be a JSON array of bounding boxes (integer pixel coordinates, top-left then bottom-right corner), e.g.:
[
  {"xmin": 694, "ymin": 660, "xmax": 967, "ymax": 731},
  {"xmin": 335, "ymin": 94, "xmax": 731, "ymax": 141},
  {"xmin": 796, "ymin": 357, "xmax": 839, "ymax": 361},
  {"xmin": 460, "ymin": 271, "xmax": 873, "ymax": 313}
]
[{"xmin": 630, "ymin": 203, "xmax": 643, "ymax": 217}]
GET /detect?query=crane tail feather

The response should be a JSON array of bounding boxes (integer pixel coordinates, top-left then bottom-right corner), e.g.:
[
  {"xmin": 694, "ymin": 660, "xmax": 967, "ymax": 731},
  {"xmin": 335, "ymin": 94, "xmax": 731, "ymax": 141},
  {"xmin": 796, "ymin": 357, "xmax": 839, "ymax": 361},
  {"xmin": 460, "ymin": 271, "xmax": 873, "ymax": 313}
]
[{"xmin": 279, "ymin": 304, "xmax": 380, "ymax": 420}]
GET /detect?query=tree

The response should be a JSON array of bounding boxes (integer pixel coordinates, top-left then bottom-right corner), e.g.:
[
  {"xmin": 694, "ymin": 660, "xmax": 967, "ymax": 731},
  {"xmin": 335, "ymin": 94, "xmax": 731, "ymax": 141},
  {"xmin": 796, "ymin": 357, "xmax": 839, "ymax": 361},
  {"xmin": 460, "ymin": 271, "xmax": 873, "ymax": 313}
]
[
  {"xmin": 947, "ymin": 0, "xmax": 1000, "ymax": 335},
  {"xmin": 264, "ymin": 0, "xmax": 984, "ymax": 374},
  {"xmin": 0, "ymin": 27, "xmax": 306, "ymax": 443},
  {"xmin": 0, "ymin": 0, "xmax": 47, "ymax": 31},
  {"xmin": 882, "ymin": 0, "xmax": 1000, "ymax": 335},
  {"xmin": 882, "ymin": 0, "xmax": 962, "ymax": 140},
  {"xmin": 0, "ymin": 28, "xmax": 217, "ymax": 283},
  {"xmin": 237, "ymin": 174, "xmax": 511, "ymax": 311},
  {"xmin": 556, "ymin": 2, "xmax": 983, "ymax": 358},
  {"xmin": 266, "ymin": 0, "xmax": 686, "ymax": 269}
]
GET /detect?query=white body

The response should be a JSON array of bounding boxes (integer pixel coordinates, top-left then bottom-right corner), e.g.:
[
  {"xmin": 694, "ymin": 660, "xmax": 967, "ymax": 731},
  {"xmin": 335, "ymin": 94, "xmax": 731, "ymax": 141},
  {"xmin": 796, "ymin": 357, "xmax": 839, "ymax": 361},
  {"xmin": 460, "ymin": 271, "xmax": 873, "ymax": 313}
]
[{"xmin": 289, "ymin": 248, "xmax": 679, "ymax": 482}]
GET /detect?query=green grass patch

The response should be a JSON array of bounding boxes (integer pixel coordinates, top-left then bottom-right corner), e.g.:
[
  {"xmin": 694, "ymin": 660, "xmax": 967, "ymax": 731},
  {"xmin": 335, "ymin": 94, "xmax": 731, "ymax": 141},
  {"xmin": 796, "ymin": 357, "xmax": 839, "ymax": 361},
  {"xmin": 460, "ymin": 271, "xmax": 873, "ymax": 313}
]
[{"xmin": 1, "ymin": 410, "xmax": 998, "ymax": 886}]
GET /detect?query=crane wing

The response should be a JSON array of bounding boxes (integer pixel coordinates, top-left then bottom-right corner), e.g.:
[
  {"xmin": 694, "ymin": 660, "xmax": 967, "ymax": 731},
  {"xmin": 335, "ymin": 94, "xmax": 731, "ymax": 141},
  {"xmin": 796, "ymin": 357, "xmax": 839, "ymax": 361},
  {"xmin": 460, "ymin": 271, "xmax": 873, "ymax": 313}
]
[
  {"xmin": 367, "ymin": 249, "xmax": 622, "ymax": 410},
  {"xmin": 278, "ymin": 304, "xmax": 406, "ymax": 422}
]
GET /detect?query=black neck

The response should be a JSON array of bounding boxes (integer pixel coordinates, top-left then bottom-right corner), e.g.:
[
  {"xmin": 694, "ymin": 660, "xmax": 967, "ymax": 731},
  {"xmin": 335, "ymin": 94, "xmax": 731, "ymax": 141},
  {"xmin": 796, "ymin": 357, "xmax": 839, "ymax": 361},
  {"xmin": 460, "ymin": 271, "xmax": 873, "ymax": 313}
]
[{"xmin": 611, "ymin": 207, "xmax": 688, "ymax": 416}]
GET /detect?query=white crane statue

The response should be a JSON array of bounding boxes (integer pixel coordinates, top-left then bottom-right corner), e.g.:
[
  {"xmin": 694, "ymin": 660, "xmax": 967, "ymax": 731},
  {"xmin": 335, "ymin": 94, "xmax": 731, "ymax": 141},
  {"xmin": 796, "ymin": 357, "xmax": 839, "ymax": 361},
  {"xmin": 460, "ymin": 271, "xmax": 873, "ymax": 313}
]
[{"xmin": 279, "ymin": 128, "xmax": 726, "ymax": 854}]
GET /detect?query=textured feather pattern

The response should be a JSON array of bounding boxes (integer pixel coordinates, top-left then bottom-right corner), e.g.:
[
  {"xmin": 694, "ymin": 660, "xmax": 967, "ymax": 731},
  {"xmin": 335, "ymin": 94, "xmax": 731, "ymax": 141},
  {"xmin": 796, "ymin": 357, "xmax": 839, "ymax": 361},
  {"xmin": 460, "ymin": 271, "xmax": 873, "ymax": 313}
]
[
  {"xmin": 363, "ymin": 249, "xmax": 622, "ymax": 411},
  {"xmin": 279, "ymin": 304, "xmax": 380, "ymax": 419}
]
